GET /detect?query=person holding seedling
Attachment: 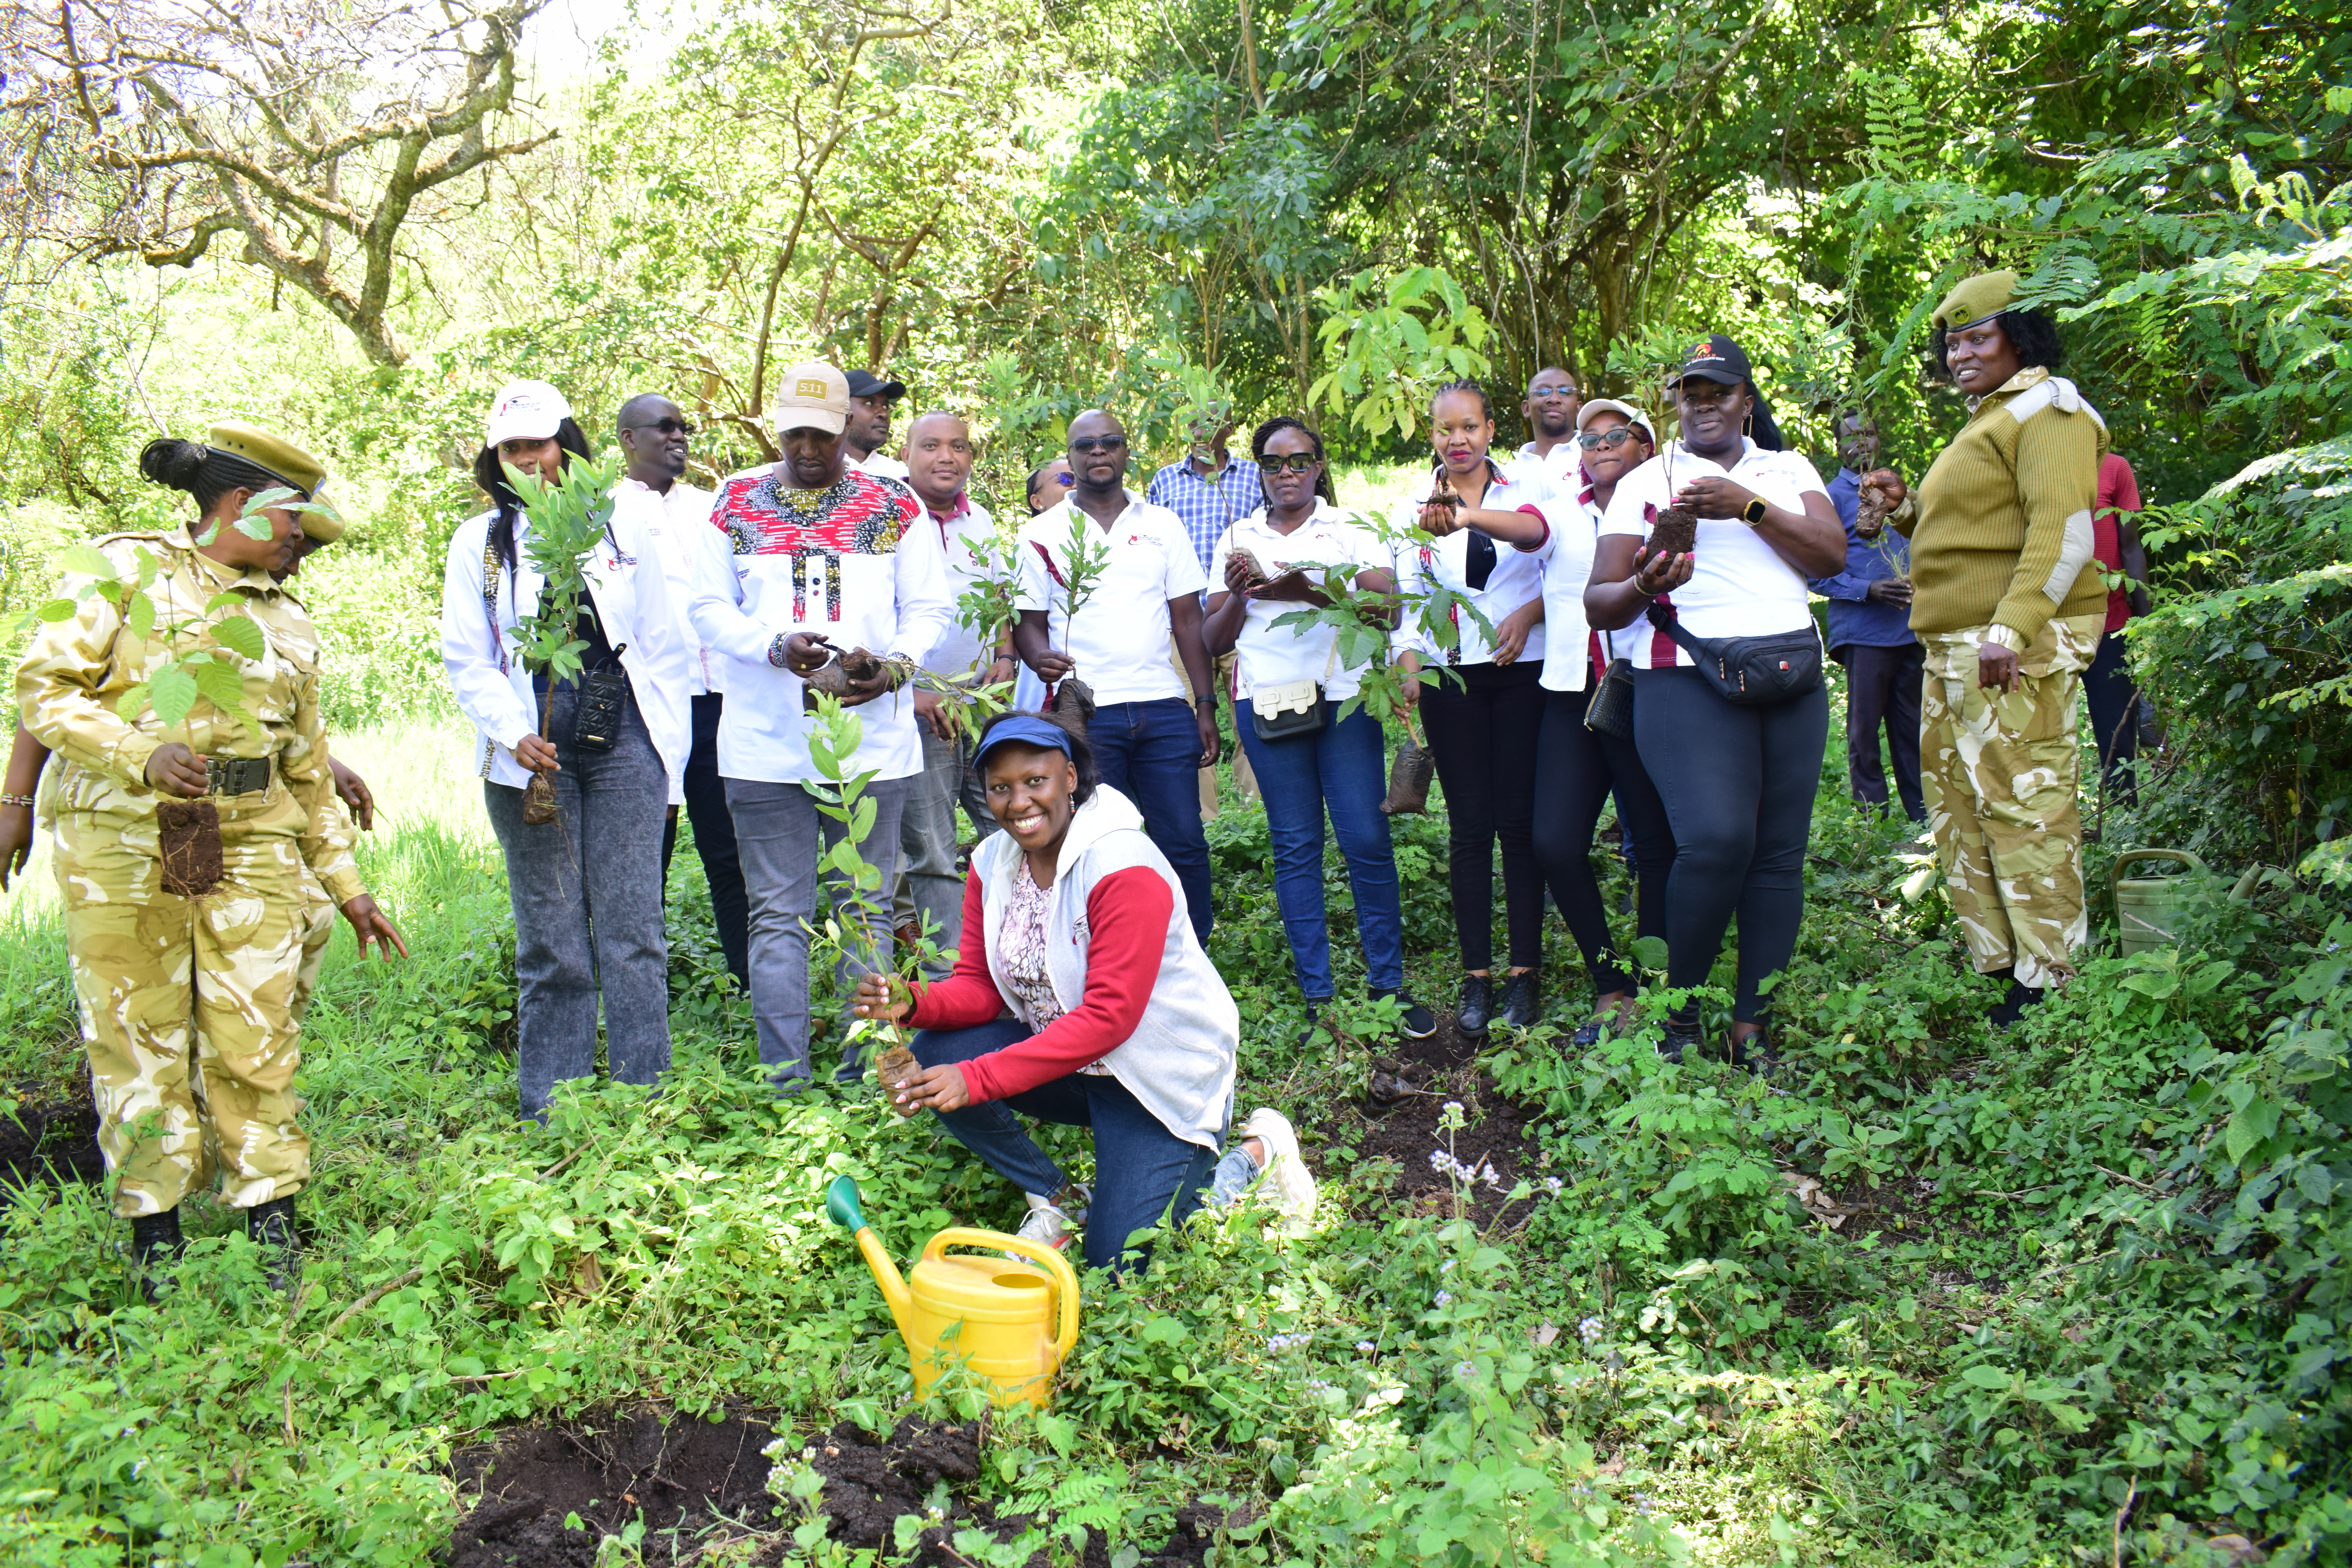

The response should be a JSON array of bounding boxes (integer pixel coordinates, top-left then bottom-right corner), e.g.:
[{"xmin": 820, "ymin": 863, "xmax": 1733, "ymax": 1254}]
[
  {"xmin": 15, "ymin": 422, "xmax": 406, "ymax": 1292},
  {"xmin": 441, "ymin": 381, "xmax": 691, "ymax": 1123},
  {"xmin": 851, "ymin": 709, "xmax": 1315, "ymax": 1268},
  {"xmin": 1584, "ymin": 334, "xmax": 1847, "ymax": 1069},
  {"xmin": 688, "ymin": 361, "xmax": 950, "ymax": 1091},
  {"xmin": 1201, "ymin": 416, "xmax": 1435, "ymax": 1043},
  {"xmin": 1391, "ymin": 378, "xmax": 1558, "ymax": 1038}
]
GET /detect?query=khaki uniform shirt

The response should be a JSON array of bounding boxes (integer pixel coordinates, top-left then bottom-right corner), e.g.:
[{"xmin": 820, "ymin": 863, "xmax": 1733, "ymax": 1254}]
[{"xmin": 14, "ymin": 525, "xmax": 365, "ymax": 906}]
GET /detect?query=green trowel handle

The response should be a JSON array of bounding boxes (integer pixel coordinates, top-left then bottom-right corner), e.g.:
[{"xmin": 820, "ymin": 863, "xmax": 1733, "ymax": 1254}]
[{"xmin": 826, "ymin": 1174, "xmax": 867, "ymax": 1231}]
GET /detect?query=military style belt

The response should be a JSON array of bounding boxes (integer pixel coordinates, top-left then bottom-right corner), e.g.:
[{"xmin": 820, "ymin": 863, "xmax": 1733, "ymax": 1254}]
[{"xmin": 204, "ymin": 756, "xmax": 274, "ymax": 796}]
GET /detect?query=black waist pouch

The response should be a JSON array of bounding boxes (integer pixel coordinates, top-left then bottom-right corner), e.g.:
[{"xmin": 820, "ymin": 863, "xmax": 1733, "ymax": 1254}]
[
  {"xmin": 1643, "ymin": 606, "xmax": 1822, "ymax": 707},
  {"xmin": 573, "ymin": 662, "xmax": 632, "ymax": 752}
]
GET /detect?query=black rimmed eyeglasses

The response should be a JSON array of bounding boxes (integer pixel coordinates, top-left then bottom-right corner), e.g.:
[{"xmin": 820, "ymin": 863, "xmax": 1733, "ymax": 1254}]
[
  {"xmin": 1529, "ymin": 383, "xmax": 1579, "ymax": 399},
  {"xmin": 1255, "ymin": 452, "xmax": 1319, "ymax": 474},
  {"xmin": 1577, "ymin": 428, "xmax": 1640, "ymax": 450}
]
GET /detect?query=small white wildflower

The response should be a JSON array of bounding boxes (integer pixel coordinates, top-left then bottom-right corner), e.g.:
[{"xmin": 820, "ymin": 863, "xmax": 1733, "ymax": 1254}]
[
  {"xmin": 1356, "ymin": 1339, "xmax": 1376, "ymax": 1354},
  {"xmin": 1439, "ymin": 1258, "xmax": 1455, "ymax": 1273},
  {"xmin": 1435, "ymin": 1290, "xmax": 1452, "ymax": 1307},
  {"xmin": 1454, "ymin": 1361, "xmax": 1476, "ymax": 1380},
  {"xmin": 1543, "ymin": 1176, "xmax": 1564, "ymax": 1196},
  {"xmin": 1443, "ymin": 1101, "xmax": 1463, "ymax": 1115},
  {"xmin": 1578, "ymin": 1316, "xmax": 1604, "ymax": 1344}
]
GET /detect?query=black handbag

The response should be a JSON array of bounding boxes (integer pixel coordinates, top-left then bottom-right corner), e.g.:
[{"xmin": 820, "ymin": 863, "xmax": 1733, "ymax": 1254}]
[
  {"xmin": 572, "ymin": 657, "xmax": 632, "ymax": 752},
  {"xmin": 1642, "ymin": 605, "xmax": 1823, "ymax": 707},
  {"xmin": 1584, "ymin": 657, "xmax": 1636, "ymax": 738}
]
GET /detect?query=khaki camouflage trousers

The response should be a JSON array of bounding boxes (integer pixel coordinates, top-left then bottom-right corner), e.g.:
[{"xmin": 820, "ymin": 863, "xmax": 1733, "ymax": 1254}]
[
  {"xmin": 1920, "ymin": 613, "xmax": 2104, "ymax": 991},
  {"xmin": 291, "ymin": 870, "xmax": 337, "ymax": 1026},
  {"xmin": 55, "ymin": 805, "xmax": 314, "ymax": 1218}
]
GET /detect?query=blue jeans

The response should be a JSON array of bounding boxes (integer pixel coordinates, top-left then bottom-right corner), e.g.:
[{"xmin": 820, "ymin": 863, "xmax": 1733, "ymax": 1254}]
[
  {"xmin": 1086, "ymin": 699, "xmax": 1213, "ymax": 944},
  {"xmin": 1237, "ymin": 708, "xmax": 1405, "ymax": 1000},
  {"xmin": 912, "ymin": 1019, "xmax": 1220, "ymax": 1274}
]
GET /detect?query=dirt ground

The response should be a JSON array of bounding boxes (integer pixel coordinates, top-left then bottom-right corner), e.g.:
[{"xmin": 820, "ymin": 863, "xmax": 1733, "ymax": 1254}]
[
  {"xmin": 0, "ymin": 1076, "xmax": 103, "ymax": 1197},
  {"xmin": 446, "ymin": 1406, "xmax": 778, "ymax": 1566},
  {"xmin": 1351, "ymin": 1015, "xmax": 1540, "ymax": 1227}
]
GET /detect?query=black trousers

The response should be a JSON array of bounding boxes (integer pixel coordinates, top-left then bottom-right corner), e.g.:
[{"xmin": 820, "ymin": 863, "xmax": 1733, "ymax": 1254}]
[
  {"xmin": 2083, "ymin": 630, "xmax": 2140, "ymax": 803},
  {"xmin": 660, "ymin": 691, "xmax": 751, "ymax": 988},
  {"xmin": 1837, "ymin": 641, "xmax": 1925, "ymax": 821},
  {"xmin": 1419, "ymin": 660, "xmax": 1545, "ymax": 972},
  {"xmin": 1631, "ymin": 668, "xmax": 1829, "ymax": 1025},
  {"xmin": 1531, "ymin": 685, "xmax": 1674, "ymax": 997}
]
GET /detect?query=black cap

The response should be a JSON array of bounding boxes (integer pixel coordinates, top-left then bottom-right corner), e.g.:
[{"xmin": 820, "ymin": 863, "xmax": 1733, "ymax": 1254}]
[
  {"xmin": 1670, "ymin": 333, "xmax": 1752, "ymax": 387},
  {"xmin": 845, "ymin": 368, "xmax": 906, "ymax": 402}
]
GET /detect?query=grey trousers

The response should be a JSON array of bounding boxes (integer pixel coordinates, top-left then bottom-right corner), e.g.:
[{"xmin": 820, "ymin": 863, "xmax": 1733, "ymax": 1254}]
[
  {"xmin": 728, "ymin": 771, "xmax": 913, "ymax": 1089},
  {"xmin": 485, "ymin": 686, "xmax": 673, "ymax": 1122},
  {"xmin": 893, "ymin": 724, "xmax": 972, "ymax": 974}
]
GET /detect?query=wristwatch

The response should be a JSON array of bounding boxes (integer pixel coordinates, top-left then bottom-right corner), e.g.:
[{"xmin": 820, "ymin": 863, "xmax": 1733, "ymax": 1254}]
[{"xmin": 1741, "ymin": 496, "xmax": 1769, "ymax": 525}]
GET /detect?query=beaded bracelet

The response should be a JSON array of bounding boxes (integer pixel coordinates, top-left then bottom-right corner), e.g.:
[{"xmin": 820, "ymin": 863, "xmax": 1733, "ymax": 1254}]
[{"xmin": 0, "ymin": 793, "xmax": 33, "ymax": 809}]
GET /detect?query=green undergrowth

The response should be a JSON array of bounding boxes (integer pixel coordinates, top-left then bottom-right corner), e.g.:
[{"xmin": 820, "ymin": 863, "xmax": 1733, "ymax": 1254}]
[{"xmin": 0, "ymin": 724, "xmax": 2346, "ymax": 1566}]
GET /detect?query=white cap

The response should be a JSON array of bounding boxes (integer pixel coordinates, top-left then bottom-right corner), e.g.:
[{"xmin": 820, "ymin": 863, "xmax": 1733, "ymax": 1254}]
[
  {"xmin": 772, "ymin": 362, "xmax": 850, "ymax": 436},
  {"xmin": 1577, "ymin": 397, "xmax": 1658, "ymax": 447},
  {"xmin": 484, "ymin": 380, "xmax": 573, "ymax": 447}
]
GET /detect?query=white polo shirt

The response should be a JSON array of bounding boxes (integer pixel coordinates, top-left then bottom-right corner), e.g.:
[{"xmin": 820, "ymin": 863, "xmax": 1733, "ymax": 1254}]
[
  {"xmin": 1014, "ymin": 492, "xmax": 1207, "ymax": 706},
  {"xmin": 918, "ymin": 492, "xmax": 1000, "ymax": 677},
  {"xmin": 1599, "ymin": 438, "xmax": 1828, "ymax": 669},
  {"xmin": 612, "ymin": 475, "xmax": 722, "ymax": 696},
  {"xmin": 1209, "ymin": 502, "xmax": 1393, "ymax": 702},
  {"xmin": 853, "ymin": 450, "xmax": 912, "ymax": 483},
  {"xmin": 1535, "ymin": 475, "xmax": 1619, "ymax": 694},
  {"xmin": 1390, "ymin": 462, "xmax": 1557, "ymax": 669},
  {"xmin": 1511, "ymin": 440, "xmax": 1582, "ymax": 488}
]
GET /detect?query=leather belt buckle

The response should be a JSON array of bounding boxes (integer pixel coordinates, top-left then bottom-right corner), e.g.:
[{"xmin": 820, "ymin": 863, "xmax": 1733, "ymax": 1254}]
[{"xmin": 205, "ymin": 756, "xmax": 272, "ymax": 797}]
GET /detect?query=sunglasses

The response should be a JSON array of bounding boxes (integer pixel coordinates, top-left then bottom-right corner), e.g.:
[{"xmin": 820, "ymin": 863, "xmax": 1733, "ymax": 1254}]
[
  {"xmin": 1577, "ymin": 428, "xmax": 1641, "ymax": 450},
  {"xmin": 1068, "ymin": 436, "xmax": 1127, "ymax": 454},
  {"xmin": 1255, "ymin": 452, "xmax": 1320, "ymax": 474},
  {"xmin": 1529, "ymin": 383, "xmax": 1578, "ymax": 399},
  {"xmin": 1034, "ymin": 471, "xmax": 1075, "ymax": 488},
  {"xmin": 622, "ymin": 418, "xmax": 696, "ymax": 437}
]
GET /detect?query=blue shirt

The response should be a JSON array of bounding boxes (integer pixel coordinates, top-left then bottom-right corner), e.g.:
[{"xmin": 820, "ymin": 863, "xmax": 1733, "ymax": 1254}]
[
  {"xmin": 1807, "ymin": 468, "xmax": 1915, "ymax": 651},
  {"xmin": 1145, "ymin": 454, "xmax": 1266, "ymax": 578}
]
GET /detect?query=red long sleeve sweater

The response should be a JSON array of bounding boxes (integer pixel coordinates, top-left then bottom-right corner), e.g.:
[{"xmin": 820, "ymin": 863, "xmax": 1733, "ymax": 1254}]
[{"xmin": 907, "ymin": 864, "xmax": 1174, "ymax": 1102}]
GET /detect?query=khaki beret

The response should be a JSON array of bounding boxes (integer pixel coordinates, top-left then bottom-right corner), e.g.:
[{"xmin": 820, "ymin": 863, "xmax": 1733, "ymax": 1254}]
[
  {"xmin": 208, "ymin": 421, "xmax": 340, "ymax": 541},
  {"xmin": 1933, "ymin": 270, "xmax": 2019, "ymax": 333}
]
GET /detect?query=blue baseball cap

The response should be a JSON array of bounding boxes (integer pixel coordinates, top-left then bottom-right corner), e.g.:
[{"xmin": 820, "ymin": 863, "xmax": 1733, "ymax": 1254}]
[{"xmin": 973, "ymin": 714, "xmax": 1075, "ymax": 769}]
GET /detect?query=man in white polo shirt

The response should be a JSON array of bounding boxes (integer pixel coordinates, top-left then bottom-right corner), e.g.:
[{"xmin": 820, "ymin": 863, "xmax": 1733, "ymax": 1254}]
[
  {"xmin": 612, "ymin": 392, "xmax": 749, "ymax": 991},
  {"xmin": 688, "ymin": 362, "xmax": 950, "ymax": 1091},
  {"xmin": 1012, "ymin": 408, "xmax": 1221, "ymax": 942},
  {"xmin": 1510, "ymin": 366, "xmax": 1585, "ymax": 486},
  {"xmin": 845, "ymin": 368, "xmax": 910, "ymax": 482}
]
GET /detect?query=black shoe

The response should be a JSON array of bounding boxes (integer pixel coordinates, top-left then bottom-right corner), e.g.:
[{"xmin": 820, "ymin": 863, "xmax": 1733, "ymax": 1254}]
[
  {"xmin": 1731, "ymin": 1029, "xmax": 1782, "ymax": 1077},
  {"xmin": 1298, "ymin": 1002, "xmax": 1327, "ymax": 1049},
  {"xmin": 247, "ymin": 1198, "xmax": 301, "ymax": 1291},
  {"xmin": 1496, "ymin": 972, "xmax": 1541, "ymax": 1031},
  {"xmin": 1658, "ymin": 1019, "xmax": 1702, "ymax": 1064},
  {"xmin": 130, "ymin": 1208, "xmax": 183, "ymax": 1300},
  {"xmin": 1455, "ymin": 974, "xmax": 1495, "ymax": 1037},
  {"xmin": 1987, "ymin": 978, "xmax": 2043, "ymax": 1030},
  {"xmin": 1374, "ymin": 989, "xmax": 1438, "ymax": 1040}
]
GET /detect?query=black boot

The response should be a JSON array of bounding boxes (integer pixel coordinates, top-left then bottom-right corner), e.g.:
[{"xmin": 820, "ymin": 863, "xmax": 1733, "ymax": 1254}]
[
  {"xmin": 1495, "ymin": 971, "xmax": 1542, "ymax": 1031},
  {"xmin": 247, "ymin": 1197, "xmax": 301, "ymax": 1291},
  {"xmin": 1657, "ymin": 1018, "xmax": 1703, "ymax": 1064},
  {"xmin": 1987, "ymin": 971, "xmax": 2043, "ymax": 1030},
  {"xmin": 1455, "ymin": 973, "xmax": 1495, "ymax": 1037},
  {"xmin": 130, "ymin": 1208, "xmax": 183, "ymax": 1300}
]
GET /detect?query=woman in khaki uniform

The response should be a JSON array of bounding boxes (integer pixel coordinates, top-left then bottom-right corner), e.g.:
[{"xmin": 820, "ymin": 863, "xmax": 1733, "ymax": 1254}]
[{"xmin": 13, "ymin": 423, "xmax": 406, "ymax": 1289}]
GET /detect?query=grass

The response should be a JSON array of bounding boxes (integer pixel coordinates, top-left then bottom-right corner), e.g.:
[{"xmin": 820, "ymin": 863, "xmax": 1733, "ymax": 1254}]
[{"xmin": 1, "ymin": 687, "xmax": 2347, "ymax": 1567}]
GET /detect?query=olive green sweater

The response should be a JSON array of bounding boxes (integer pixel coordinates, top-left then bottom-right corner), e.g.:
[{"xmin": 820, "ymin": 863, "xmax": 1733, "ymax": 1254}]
[{"xmin": 1900, "ymin": 368, "xmax": 2110, "ymax": 645}]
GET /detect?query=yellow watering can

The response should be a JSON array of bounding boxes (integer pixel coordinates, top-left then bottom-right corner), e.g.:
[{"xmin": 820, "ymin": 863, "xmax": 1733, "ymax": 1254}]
[{"xmin": 826, "ymin": 1175, "xmax": 1080, "ymax": 1409}]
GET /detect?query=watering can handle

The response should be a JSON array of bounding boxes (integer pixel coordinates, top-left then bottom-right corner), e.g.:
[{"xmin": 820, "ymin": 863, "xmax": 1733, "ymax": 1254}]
[
  {"xmin": 2107, "ymin": 848, "xmax": 2207, "ymax": 898},
  {"xmin": 925, "ymin": 1227, "xmax": 1082, "ymax": 1358}
]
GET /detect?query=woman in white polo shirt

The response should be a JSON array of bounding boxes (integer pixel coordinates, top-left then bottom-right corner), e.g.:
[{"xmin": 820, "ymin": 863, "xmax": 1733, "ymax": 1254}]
[
  {"xmin": 1202, "ymin": 417, "xmax": 1436, "ymax": 1042},
  {"xmin": 1583, "ymin": 336, "xmax": 1847, "ymax": 1067},
  {"xmin": 440, "ymin": 380, "xmax": 691, "ymax": 1121},
  {"xmin": 1517, "ymin": 399, "xmax": 1677, "ymax": 1047},
  {"xmin": 1393, "ymin": 378, "xmax": 1557, "ymax": 1038}
]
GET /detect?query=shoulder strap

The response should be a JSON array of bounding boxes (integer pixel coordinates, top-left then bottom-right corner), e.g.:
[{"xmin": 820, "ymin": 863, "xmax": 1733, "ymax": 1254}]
[{"xmin": 1643, "ymin": 601, "xmax": 1711, "ymax": 658}]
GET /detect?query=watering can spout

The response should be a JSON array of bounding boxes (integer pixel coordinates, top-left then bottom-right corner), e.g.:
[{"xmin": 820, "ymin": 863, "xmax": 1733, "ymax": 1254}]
[{"xmin": 827, "ymin": 1176, "xmax": 916, "ymax": 1337}]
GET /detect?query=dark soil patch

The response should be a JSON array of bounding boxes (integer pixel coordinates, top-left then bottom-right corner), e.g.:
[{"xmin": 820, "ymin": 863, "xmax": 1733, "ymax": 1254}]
[
  {"xmin": 1350, "ymin": 1016, "xmax": 1539, "ymax": 1227},
  {"xmin": 800, "ymin": 1417, "xmax": 1233, "ymax": 1566},
  {"xmin": 0, "ymin": 1076, "xmax": 103, "ymax": 1196},
  {"xmin": 446, "ymin": 1406, "xmax": 777, "ymax": 1566}
]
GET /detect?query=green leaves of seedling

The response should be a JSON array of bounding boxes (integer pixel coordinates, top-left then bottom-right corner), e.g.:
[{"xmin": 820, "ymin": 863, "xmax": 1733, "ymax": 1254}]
[{"xmin": 507, "ymin": 452, "xmax": 624, "ymax": 686}]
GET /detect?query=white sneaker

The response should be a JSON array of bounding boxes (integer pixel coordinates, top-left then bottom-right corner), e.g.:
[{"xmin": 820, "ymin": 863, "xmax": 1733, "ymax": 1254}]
[
  {"xmin": 1011, "ymin": 1184, "xmax": 1089, "ymax": 1256},
  {"xmin": 1241, "ymin": 1107, "xmax": 1318, "ymax": 1236}
]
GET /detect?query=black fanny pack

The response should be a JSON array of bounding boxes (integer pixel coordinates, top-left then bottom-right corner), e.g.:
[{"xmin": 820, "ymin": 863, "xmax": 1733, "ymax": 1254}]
[{"xmin": 1643, "ymin": 606, "xmax": 1822, "ymax": 707}]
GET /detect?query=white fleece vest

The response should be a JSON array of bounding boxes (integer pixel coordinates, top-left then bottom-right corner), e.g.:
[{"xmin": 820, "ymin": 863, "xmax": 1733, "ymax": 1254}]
[{"xmin": 971, "ymin": 787, "xmax": 1240, "ymax": 1149}]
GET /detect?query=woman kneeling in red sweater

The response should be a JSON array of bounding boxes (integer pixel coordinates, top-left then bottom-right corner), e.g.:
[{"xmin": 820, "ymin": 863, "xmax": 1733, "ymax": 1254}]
[{"xmin": 853, "ymin": 711, "xmax": 1316, "ymax": 1271}]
